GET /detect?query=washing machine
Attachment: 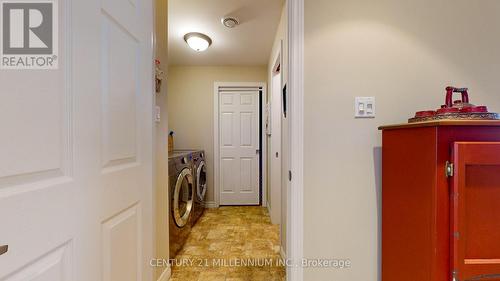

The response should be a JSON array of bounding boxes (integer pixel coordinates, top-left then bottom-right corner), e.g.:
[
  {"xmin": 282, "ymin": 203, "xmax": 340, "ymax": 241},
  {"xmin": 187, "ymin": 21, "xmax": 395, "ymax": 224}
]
[
  {"xmin": 168, "ymin": 151, "xmax": 195, "ymax": 259},
  {"xmin": 191, "ymin": 150, "xmax": 207, "ymax": 225}
]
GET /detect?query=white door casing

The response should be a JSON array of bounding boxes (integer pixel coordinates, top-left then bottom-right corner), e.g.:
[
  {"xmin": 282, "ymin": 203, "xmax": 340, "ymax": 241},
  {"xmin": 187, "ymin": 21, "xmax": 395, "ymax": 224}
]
[
  {"xmin": 287, "ymin": 0, "xmax": 305, "ymax": 280},
  {"xmin": 215, "ymin": 84, "xmax": 263, "ymax": 206},
  {"xmin": 0, "ymin": 0, "xmax": 153, "ymax": 281},
  {"xmin": 269, "ymin": 55, "xmax": 282, "ymax": 224}
]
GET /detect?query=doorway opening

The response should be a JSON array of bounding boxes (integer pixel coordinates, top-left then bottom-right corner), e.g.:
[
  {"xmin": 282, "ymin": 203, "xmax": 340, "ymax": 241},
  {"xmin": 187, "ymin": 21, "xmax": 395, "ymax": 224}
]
[
  {"xmin": 213, "ymin": 83, "xmax": 266, "ymax": 207},
  {"xmin": 162, "ymin": 0, "xmax": 288, "ymax": 280},
  {"xmin": 269, "ymin": 49, "xmax": 283, "ymax": 225}
]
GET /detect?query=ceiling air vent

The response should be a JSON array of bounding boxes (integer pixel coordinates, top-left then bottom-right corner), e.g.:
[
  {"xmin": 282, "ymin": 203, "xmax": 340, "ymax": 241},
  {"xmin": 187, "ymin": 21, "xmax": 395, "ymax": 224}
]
[{"xmin": 221, "ymin": 17, "xmax": 240, "ymax": 28}]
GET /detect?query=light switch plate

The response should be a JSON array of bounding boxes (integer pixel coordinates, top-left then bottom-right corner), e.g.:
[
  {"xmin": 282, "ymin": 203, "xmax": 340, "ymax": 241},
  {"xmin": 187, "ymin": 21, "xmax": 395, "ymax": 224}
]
[
  {"xmin": 155, "ymin": 106, "xmax": 161, "ymax": 123},
  {"xmin": 355, "ymin": 97, "xmax": 376, "ymax": 118}
]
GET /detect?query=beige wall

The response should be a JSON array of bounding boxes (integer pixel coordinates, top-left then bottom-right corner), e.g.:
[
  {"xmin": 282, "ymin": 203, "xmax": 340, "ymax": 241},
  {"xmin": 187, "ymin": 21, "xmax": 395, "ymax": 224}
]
[
  {"xmin": 154, "ymin": 0, "xmax": 169, "ymax": 279},
  {"xmin": 304, "ymin": 0, "xmax": 500, "ymax": 280},
  {"xmin": 167, "ymin": 66, "xmax": 267, "ymax": 203},
  {"xmin": 266, "ymin": 2, "xmax": 288, "ymax": 254}
]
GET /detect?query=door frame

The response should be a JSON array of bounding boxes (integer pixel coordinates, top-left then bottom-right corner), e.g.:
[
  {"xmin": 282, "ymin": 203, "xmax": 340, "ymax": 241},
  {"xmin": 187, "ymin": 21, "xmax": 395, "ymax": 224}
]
[
  {"xmin": 213, "ymin": 82, "xmax": 267, "ymax": 207},
  {"xmin": 268, "ymin": 47, "xmax": 282, "ymax": 224},
  {"xmin": 288, "ymin": 0, "xmax": 305, "ymax": 280}
]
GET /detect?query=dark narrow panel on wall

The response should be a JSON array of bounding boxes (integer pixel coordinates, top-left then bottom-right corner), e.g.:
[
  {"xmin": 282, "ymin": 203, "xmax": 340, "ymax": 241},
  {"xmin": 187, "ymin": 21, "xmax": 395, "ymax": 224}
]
[{"xmin": 282, "ymin": 84, "xmax": 287, "ymax": 118}]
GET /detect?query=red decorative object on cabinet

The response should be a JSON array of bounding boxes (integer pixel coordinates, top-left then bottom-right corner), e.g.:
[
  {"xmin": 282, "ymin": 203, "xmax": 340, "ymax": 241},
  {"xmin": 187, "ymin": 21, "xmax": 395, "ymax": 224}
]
[{"xmin": 379, "ymin": 120, "xmax": 500, "ymax": 281}]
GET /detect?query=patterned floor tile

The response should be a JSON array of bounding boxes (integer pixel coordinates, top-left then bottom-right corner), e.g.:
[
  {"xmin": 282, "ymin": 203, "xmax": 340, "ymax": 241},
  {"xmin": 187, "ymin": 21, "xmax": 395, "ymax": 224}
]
[{"xmin": 169, "ymin": 207, "xmax": 285, "ymax": 281}]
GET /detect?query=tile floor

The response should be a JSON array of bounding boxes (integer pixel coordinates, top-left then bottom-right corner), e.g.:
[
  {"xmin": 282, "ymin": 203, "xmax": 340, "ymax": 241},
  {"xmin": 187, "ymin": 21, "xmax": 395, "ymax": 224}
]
[{"xmin": 169, "ymin": 206, "xmax": 286, "ymax": 281}]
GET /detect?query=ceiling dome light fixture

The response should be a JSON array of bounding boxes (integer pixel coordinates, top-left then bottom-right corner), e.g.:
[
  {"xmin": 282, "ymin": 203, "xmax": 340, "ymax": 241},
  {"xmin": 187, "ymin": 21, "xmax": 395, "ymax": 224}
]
[{"xmin": 184, "ymin": 32, "xmax": 212, "ymax": 52}]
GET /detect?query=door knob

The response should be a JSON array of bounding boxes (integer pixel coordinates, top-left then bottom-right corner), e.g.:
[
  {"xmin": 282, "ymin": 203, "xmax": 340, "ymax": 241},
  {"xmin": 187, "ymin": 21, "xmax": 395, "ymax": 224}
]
[{"xmin": 0, "ymin": 245, "xmax": 8, "ymax": 256}]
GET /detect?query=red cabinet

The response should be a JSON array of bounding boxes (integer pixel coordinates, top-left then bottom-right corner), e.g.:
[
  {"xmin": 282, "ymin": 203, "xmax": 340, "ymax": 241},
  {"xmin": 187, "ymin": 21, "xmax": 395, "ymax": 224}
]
[{"xmin": 379, "ymin": 121, "xmax": 500, "ymax": 281}]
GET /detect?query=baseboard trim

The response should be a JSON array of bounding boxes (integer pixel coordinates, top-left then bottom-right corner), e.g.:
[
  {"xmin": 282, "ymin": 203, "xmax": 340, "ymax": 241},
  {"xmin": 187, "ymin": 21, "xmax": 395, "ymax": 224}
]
[
  {"xmin": 204, "ymin": 201, "xmax": 218, "ymax": 209},
  {"xmin": 280, "ymin": 246, "xmax": 287, "ymax": 260},
  {"xmin": 157, "ymin": 266, "xmax": 171, "ymax": 281}
]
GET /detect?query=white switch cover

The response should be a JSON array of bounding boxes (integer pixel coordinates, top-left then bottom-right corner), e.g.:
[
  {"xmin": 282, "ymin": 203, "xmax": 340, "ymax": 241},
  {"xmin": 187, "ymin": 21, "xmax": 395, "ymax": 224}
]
[
  {"xmin": 355, "ymin": 97, "xmax": 376, "ymax": 118},
  {"xmin": 155, "ymin": 106, "xmax": 161, "ymax": 123}
]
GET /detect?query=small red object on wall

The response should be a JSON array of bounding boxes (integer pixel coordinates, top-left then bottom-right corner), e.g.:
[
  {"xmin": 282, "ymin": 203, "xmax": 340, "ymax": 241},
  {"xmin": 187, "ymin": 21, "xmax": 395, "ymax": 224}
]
[
  {"xmin": 379, "ymin": 120, "xmax": 500, "ymax": 281},
  {"xmin": 155, "ymin": 59, "xmax": 164, "ymax": 93}
]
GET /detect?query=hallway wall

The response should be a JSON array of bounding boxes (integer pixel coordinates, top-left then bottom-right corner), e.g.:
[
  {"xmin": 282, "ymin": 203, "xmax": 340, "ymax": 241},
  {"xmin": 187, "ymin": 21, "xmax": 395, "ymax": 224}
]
[
  {"xmin": 167, "ymin": 66, "xmax": 267, "ymax": 204},
  {"xmin": 303, "ymin": 0, "xmax": 500, "ymax": 280}
]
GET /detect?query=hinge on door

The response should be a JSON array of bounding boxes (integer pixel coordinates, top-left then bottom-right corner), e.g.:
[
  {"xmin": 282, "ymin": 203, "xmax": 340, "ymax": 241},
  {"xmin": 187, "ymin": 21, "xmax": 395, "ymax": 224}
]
[
  {"xmin": 452, "ymin": 269, "xmax": 459, "ymax": 281},
  {"xmin": 446, "ymin": 161, "xmax": 454, "ymax": 177},
  {"xmin": 288, "ymin": 170, "xmax": 292, "ymax": 181}
]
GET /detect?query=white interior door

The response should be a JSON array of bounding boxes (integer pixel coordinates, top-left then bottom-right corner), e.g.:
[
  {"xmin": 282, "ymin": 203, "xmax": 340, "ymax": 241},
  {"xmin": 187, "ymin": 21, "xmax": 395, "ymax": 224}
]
[
  {"xmin": 0, "ymin": 0, "xmax": 153, "ymax": 281},
  {"xmin": 218, "ymin": 87, "xmax": 260, "ymax": 205},
  {"xmin": 269, "ymin": 69, "xmax": 282, "ymax": 224}
]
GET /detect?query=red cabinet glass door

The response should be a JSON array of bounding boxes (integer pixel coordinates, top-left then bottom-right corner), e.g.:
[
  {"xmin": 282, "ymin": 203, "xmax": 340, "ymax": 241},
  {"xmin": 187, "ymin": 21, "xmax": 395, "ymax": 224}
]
[{"xmin": 452, "ymin": 142, "xmax": 500, "ymax": 281}]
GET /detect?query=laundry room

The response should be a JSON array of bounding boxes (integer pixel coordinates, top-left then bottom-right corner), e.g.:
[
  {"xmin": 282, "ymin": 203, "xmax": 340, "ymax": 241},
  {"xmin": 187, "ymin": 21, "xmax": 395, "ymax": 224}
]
[{"xmin": 160, "ymin": 0, "xmax": 289, "ymax": 280}]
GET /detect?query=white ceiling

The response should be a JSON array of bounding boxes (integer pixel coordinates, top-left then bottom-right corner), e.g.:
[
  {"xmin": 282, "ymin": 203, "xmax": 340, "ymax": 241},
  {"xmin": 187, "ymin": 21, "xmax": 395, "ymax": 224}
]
[{"xmin": 168, "ymin": 0, "xmax": 284, "ymax": 66}]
